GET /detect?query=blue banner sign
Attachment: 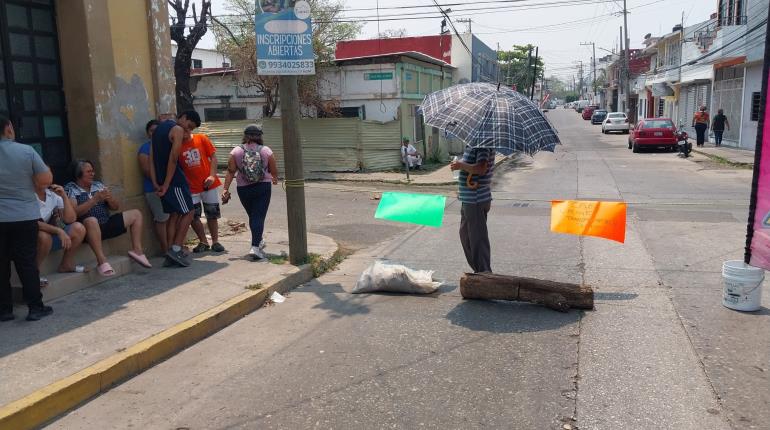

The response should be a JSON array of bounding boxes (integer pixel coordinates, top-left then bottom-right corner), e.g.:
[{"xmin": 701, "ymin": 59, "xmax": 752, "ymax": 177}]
[{"xmin": 255, "ymin": 0, "xmax": 315, "ymax": 75}]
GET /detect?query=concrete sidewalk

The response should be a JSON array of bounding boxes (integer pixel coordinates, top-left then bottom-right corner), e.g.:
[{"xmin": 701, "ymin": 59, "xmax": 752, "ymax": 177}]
[
  {"xmin": 693, "ymin": 144, "xmax": 756, "ymax": 166},
  {"xmin": 0, "ymin": 228, "xmax": 336, "ymax": 428},
  {"xmin": 308, "ymin": 154, "xmax": 510, "ymax": 186}
]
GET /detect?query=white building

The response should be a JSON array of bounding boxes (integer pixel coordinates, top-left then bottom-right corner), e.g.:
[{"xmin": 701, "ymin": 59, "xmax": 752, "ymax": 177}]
[{"xmin": 170, "ymin": 43, "xmax": 230, "ymax": 69}]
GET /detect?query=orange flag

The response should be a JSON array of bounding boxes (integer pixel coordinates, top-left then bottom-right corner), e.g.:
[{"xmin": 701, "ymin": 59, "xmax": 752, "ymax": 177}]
[{"xmin": 551, "ymin": 200, "xmax": 627, "ymax": 243}]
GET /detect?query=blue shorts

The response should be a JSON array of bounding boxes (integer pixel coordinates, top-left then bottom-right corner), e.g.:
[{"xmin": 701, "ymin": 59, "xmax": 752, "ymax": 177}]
[
  {"xmin": 50, "ymin": 224, "xmax": 73, "ymax": 251},
  {"xmin": 161, "ymin": 185, "xmax": 194, "ymax": 215}
]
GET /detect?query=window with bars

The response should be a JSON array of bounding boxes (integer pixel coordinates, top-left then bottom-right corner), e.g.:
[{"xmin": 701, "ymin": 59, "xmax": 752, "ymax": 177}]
[
  {"xmin": 751, "ymin": 92, "xmax": 761, "ymax": 122},
  {"xmin": 192, "ymin": 59, "xmax": 203, "ymax": 69},
  {"xmin": 718, "ymin": 0, "xmax": 747, "ymax": 26}
]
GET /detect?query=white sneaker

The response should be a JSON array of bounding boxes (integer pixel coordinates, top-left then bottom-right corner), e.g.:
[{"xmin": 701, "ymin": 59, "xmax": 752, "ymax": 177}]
[
  {"xmin": 249, "ymin": 246, "xmax": 266, "ymax": 260},
  {"xmin": 258, "ymin": 239, "xmax": 266, "ymax": 250}
]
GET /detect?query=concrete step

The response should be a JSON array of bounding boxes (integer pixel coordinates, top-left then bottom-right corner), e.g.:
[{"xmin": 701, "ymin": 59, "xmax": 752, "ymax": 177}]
[{"xmin": 12, "ymin": 256, "xmax": 133, "ymax": 303}]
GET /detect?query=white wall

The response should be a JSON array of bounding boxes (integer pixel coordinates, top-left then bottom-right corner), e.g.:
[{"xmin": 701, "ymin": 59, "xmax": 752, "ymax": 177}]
[
  {"xmin": 741, "ymin": 63, "xmax": 763, "ymax": 150},
  {"xmin": 318, "ymin": 64, "xmax": 402, "ymax": 122},
  {"xmin": 171, "ymin": 44, "xmax": 230, "ymax": 68},
  {"xmin": 450, "ymin": 33, "xmax": 473, "ymax": 84},
  {"xmin": 191, "ymin": 73, "xmax": 266, "ymax": 121},
  {"xmin": 746, "ymin": 0, "xmax": 769, "ymax": 63}
]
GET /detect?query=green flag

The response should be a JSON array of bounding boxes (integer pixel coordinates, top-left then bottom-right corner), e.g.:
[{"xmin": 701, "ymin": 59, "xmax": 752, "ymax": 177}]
[{"xmin": 374, "ymin": 192, "xmax": 447, "ymax": 228}]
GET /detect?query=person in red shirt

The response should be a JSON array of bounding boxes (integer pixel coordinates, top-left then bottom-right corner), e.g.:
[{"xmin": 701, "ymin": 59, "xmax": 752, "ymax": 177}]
[{"xmin": 179, "ymin": 131, "xmax": 225, "ymax": 253}]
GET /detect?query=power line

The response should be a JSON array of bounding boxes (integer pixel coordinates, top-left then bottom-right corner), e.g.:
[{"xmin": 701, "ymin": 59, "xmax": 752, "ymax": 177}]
[{"xmin": 173, "ymin": 0, "xmax": 624, "ymax": 25}]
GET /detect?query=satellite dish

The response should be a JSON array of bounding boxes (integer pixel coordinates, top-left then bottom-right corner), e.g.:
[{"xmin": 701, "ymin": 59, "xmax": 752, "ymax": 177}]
[{"xmin": 459, "ymin": 78, "xmax": 470, "ymax": 84}]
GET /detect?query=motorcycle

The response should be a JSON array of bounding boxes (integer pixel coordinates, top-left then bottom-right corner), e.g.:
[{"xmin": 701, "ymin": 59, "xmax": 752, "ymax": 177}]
[{"xmin": 676, "ymin": 123, "xmax": 691, "ymax": 158}]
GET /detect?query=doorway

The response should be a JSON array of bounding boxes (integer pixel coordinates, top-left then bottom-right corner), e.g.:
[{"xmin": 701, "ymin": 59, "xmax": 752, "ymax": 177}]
[{"xmin": 0, "ymin": 0, "xmax": 69, "ymax": 179}]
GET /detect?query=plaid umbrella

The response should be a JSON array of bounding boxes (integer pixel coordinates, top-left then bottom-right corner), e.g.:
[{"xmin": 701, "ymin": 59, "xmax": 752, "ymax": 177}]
[{"xmin": 420, "ymin": 83, "xmax": 560, "ymax": 156}]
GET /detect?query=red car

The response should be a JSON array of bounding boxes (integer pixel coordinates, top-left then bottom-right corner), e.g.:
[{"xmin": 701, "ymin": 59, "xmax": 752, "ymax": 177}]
[
  {"xmin": 581, "ymin": 105, "xmax": 598, "ymax": 120},
  {"xmin": 628, "ymin": 118, "xmax": 678, "ymax": 153}
]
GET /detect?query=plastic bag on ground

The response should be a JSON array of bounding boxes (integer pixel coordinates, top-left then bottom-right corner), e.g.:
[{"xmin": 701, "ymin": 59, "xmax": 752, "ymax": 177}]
[{"xmin": 352, "ymin": 260, "xmax": 441, "ymax": 294}]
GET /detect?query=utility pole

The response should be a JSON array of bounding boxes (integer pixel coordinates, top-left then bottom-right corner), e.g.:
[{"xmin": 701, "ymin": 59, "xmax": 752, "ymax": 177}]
[
  {"xmin": 525, "ymin": 46, "xmax": 533, "ymax": 94},
  {"xmin": 530, "ymin": 46, "xmax": 539, "ymax": 101},
  {"xmin": 622, "ymin": 0, "xmax": 631, "ymax": 115},
  {"xmin": 456, "ymin": 18, "xmax": 472, "ymax": 33},
  {"xmin": 577, "ymin": 61, "xmax": 584, "ymax": 99},
  {"xmin": 279, "ymin": 76, "xmax": 308, "ymax": 265},
  {"xmin": 496, "ymin": 43, "xmax": 501, "ymax": 83},
  {"xmin": 619, "ymin": 26, "xmax": 624, "ymax": 112},
  {"xmin": 581, "ymin": 42, "xmax": 597, "ymax": 99},
  {"xmin": 506, "ymin": 49, "xmax": 513, "ymax": 87}
]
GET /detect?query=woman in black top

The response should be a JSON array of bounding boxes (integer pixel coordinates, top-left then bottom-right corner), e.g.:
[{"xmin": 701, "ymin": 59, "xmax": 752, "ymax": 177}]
[{"xmin": 711, "ymin": 109, "xmax": 730, "ymax": 147}]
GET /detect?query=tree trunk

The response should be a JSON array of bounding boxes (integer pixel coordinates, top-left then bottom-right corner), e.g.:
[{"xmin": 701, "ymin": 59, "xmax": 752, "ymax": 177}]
[
  {"xmin": 460, "ymin": 273, "xmax": 594, "ymax": 312},
  {"xmin": 174, "ymin": 44, "xmax": 195, "ymax": 113}
]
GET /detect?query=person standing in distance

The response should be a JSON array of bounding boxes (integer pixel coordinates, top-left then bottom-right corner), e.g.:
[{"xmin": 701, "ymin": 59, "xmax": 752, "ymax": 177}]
[
  {"xmin": 0, "ymin": 116, "xmax": 54, "ymax": 321},
  {"xmin": 711, "ymin": 109, "xmax": 730, "ymax": 147},
  {"xmin": 692, "ymin": 106, "xmax": 710, "ymax": 147},
  {"xmin": 450, "ymin": 145, "xmax": 496, "ymax": 273},
  {"xmin": 150, "ymin": 111, "xmax": 199, "ymax": 267}
]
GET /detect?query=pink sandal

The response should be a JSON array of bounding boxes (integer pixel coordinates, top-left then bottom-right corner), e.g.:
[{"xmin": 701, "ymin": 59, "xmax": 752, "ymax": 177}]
[
  {"xmin": 97, "ymin": 262, "xmax": 115, "ymax": 277},
  {"xmin": 128, "ymin": 251, "xmax": 152, "ymax": 268}
]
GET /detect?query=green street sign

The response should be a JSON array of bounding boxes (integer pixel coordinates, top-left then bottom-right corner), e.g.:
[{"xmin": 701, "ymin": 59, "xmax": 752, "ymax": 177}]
[{"xmin": 365, "ymin": 72, "xmax": 394, "ymax": 81}]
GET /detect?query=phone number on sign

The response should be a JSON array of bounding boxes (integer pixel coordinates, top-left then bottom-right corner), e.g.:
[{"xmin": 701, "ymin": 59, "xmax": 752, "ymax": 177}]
[{"xmin": 265, "ymin": 60, "xmax": 314, "ymax": 69}]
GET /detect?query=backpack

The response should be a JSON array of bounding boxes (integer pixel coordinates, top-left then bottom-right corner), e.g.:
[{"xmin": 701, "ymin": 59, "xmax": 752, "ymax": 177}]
[{"xmin": 239, "ymin": 144, "xmax": 265, "ymax": 182}]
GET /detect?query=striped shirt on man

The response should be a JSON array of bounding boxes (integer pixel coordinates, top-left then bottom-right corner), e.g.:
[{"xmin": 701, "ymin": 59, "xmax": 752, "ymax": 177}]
[{"xmin": 458, "ymin": 146, "xmax": 495, "ymax": 204}]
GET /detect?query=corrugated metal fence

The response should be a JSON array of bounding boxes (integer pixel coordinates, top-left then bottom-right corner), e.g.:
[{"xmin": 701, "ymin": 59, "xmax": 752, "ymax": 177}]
[{"xmin": 199, "ymin": 118, "xmax": 402, "ymax": 172}]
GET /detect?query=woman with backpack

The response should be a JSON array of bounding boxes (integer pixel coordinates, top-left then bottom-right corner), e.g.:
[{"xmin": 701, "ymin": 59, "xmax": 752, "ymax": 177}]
[{"xmin": 221, "ymin": 124, "xmax": 278, "ymax": 260}]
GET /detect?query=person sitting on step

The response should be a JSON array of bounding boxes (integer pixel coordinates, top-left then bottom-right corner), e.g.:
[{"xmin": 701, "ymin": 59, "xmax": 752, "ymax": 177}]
[
  {"xmin": 65, "ymin": 159, "xmax": 152, "ymax": 276},
  {"xmin": 35, "ymin": 175, "xmax": 88, "ymax": 288}
]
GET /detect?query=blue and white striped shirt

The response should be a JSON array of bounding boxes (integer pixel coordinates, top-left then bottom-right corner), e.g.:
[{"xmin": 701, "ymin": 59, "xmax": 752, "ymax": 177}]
[{"xmin": 458, "ymin": 146, "xmax": 495, "ymax": 204}]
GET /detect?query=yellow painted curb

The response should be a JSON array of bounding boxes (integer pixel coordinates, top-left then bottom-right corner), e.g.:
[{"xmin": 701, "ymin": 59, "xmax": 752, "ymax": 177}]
[{"xmin": 0, "ymin": 265, "xmax": 313, "ymax": 430}]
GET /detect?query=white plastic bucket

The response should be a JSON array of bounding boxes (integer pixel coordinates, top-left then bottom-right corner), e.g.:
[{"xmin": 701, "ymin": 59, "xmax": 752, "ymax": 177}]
[{"xmin": 722, "ymin": 260, "xmax": 764, "ymax": 312}]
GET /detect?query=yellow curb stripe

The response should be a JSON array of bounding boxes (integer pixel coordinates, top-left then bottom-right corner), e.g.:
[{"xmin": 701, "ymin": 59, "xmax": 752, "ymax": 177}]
[{"xmin": 0, "ymin": 265, "xmax": 313, "ymax": 430}]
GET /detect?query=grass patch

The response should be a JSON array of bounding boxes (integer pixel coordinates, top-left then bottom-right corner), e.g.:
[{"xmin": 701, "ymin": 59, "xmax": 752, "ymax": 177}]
[
  {"xmin": 306, "ymin": 248, "xmax": 350, "ymax": 278},
  {"xmin": 268, "ymin": 254, "xmax": 288, "ymax": 265},
  {"xmin": 694, "ymin": 151, "xmax": 753, "ymax": 169},
  {"xmin": 245, "ymin": 283, "xmax": 264, "ymax": 291}
]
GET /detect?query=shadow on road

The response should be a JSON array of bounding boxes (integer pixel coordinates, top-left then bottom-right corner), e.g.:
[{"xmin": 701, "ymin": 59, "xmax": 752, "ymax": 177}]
[{"xmin": 446, "ymin": 300, "xmax": 580, "ymax": 333}]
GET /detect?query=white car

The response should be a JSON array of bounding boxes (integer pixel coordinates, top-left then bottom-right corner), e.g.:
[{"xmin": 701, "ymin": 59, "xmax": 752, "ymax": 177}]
[{"xmin": 602, "ymin": 112, "xmax": 630, "ymax": 134}]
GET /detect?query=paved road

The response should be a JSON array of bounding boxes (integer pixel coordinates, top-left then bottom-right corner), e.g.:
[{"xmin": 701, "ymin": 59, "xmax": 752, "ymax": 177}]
[
  {"xmin": 221, "ymin": 178, "xmax": 454, "ymax": 252},
  {"xmin": 50, "ymin": 110, "xmax": 768, "ymax": 429}
]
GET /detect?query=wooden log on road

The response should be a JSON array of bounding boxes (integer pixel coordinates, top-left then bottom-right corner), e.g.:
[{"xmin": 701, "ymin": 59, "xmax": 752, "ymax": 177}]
[{"xmin": 460, "ymin": 273, "xmax": 594, "ymax": 312}]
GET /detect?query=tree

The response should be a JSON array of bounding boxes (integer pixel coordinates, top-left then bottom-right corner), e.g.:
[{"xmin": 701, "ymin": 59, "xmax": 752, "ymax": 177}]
[
  {"xmin": 169, "ymin": 0, "xmax": 212, "ymax": 113},
  {"xmin": 546, "ymin": 76, "xmax": 578, "ymax": 102},
  {"xmin": 213, "ymin": 0, "xmax": 362, "ymax": 118},
  {"xmin": 497, "ymin": 45, "xmax": 544, "ymax": 95}
]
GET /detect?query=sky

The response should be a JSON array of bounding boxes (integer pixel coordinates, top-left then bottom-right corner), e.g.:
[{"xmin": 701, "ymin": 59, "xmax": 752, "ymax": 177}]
[{"xmin": 198, "ymin": 0, "xmax": 714, "ymax": 82}]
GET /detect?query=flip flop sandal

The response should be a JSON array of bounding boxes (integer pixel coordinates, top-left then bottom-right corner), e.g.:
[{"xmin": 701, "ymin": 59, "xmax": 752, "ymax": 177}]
[
  {"xmin": 39, "ymin": 277, "xmax": 49, "ymax": 288},
  {"xmin": 97, "ymin": 262, "xmax": 115, "ymax": 277},
  {"xmin": 127, "ymin": 251, "xmax": 153, "ymax": 268}
]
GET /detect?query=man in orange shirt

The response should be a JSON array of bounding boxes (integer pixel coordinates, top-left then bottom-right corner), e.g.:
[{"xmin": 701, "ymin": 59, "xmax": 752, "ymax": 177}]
[{"xmin": 180, "ymin": 131, "xmax": 225, "ymax": 253}]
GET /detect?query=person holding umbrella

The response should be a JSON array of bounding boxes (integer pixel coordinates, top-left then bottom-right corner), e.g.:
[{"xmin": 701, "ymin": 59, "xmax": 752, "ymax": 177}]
[
  {"xmin": 421, "ymin": 83, "xmax": 560, "ymax": 274},
  {"xmin": 451, "ymin": 146, "xmax": 495, "ymax": 273}
]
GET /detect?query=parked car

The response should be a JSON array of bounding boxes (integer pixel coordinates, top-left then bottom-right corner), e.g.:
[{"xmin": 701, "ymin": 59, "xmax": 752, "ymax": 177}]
[
  {"xmin": 602, "ymin": 112, "xmax": 630, "ymax": 133},
  {"xmin": 591, "ymin": 109, "xmax": 608, "ymax": 124},
  {"xmin": 581, "ymin": 105, "xmax": 599, "ymax": 120},
  {"xmin": 628, "ymin": 118, "xmax": 678, "ymax": 153}
]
